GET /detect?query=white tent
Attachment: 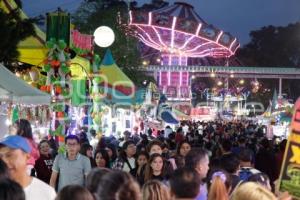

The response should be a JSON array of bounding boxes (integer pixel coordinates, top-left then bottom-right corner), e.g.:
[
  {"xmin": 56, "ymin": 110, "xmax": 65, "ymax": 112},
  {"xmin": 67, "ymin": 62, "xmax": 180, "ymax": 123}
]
[{"xmin": 0, "ymin": 64, "xmax": 51, "ymax": 105}]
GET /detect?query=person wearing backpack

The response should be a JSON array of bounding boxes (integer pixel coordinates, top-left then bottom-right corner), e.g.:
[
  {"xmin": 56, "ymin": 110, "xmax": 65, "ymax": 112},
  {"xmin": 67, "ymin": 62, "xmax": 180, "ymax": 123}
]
[{"xmin": 238, "ymin": 148, "xmax": 260, "ymax": 182}]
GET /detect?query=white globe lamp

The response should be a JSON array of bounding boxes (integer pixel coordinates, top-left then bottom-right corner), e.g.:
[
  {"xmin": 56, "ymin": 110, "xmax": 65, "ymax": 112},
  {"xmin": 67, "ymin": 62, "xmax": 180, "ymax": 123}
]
[{"xmin": 93, "ymin": 26, "xmax": 115, "ymax": 48}]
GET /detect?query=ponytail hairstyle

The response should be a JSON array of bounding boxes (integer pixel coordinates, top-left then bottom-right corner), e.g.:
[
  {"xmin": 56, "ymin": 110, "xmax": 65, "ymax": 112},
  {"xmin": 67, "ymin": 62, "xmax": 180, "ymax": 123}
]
[{"xmin": 208, "ymin": 170, "xmax": 231, "ymax": 200}]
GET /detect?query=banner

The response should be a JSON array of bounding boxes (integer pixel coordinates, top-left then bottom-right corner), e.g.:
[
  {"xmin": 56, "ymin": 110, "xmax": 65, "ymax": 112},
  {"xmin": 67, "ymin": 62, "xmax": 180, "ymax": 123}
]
[
  {"xmin": 71, "ymin": 30, "xmax": 93, "ymax": 51},
  {"xmin": 278, "ymin": 98, "xmax": 300, "ymax": 199},
  {"xmin": 46, "ymin": 11, "xmax": 70, "ymax": 45}
]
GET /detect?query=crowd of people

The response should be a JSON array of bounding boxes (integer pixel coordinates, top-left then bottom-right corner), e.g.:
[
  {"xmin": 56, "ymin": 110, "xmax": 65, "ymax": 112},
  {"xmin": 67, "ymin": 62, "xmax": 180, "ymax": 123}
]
[{"xmin": 0, "ymin": 119, "xmax": 293, "ymax": 200}]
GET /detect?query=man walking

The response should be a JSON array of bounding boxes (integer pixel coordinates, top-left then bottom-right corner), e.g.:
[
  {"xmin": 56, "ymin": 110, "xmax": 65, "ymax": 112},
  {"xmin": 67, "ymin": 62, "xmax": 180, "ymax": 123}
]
[{"xmin": 50, "ymin": 135, "xmax": 91, "ymax": 191}]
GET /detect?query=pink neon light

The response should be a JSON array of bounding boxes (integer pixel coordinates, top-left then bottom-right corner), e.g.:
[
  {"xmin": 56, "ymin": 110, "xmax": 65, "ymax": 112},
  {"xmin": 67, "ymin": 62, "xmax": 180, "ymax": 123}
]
[
  {"xmin": 148, "ymin": 12, "xmax": 152, "ymax": 25},
  {"xmin": 179, "ymin": 35, "xmax": 195, "ymax": 50},
  {"xmin": 188, "ymin": 47, "xmax": 228, "ymax": 57},
  {"xmin": 129, "ymin": 11, "xmax": 132, "ymax": 24},
  {"xmin": 183, "ymin": 57, "xmax": 187, "ymax": 65},
  {"xmin": 159, "ymin": 71, "xmax": 162, "ymax": 85},
  {"xmin": 233, "ymin": 44, "xmax": 240, "ymax": 54},
  {"xmin": 131, "ymin": 23, "xmax": 236, "ymax": 55},
  {"xmin": 185, "ymin": 41, "xmax": 212, "ymax": 53},
  {"xmin": 179, "ymin": 55, "xmax": 182, "ymax": 66},
  {"xmin": 136, "ymin": 26, "xmax": 162, "ymax": 48},
  {"xmin": 216, "ymin": 31, "xmax": 223, "ymax": 43},
  {"xmin": 195, "ymin": 23, "xmax": 202, "ymax": 35},
  {"xmin": 229, "ymin": 38, "xmax": 237, "ymax": 50},
  {"xmin": 152, "ymin": 26, "xmax": 167, "ymax": 48},
  {"xmin": 179, "ymin": 71, "xmax": 182, "ymax": 86},
  {"xmin": 137, "ymin": 34, "xmax": 160, "ymax": 50},
  {"xmin": 186, "ymin": 72, "xmax": 189, "ymax": 86},
  {"xmin": 168, "ymin": 71, "xmax": 171, "ymax": 85},
  {"xmin": 133, "ymin": 23, "xmax": 233, "ymax": 53},
  {"xmin": 171, "ymin": 17, "xmax": 177, "ymax": 48}
]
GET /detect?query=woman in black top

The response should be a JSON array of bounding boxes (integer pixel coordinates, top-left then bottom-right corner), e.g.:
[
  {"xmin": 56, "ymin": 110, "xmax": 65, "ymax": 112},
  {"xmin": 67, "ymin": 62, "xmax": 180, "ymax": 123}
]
[{"xmin": 143, "ymin": 154, "xmax": 166, "ymax": 185}]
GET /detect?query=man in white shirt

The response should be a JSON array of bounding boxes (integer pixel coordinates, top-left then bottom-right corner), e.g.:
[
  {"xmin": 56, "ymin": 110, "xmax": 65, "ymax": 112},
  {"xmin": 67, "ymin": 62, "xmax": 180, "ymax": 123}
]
[{"xmin": 0, "ymin": 135, "xmax": 56, "ymax": 200}]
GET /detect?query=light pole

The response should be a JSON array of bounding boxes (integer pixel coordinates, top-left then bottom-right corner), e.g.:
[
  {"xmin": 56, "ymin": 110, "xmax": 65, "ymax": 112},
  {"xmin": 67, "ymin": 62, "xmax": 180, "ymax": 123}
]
[
  {"xmin": 92, "ymin": 26, "xmax": 115, "ymax": 137},
  {"xmin": 252, "ymin": 104, "xmax": 256, "ymax": 116}
]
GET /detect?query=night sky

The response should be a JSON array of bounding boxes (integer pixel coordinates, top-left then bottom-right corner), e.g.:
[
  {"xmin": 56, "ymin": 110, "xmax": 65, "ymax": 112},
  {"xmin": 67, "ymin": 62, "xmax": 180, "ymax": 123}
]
[{"xmin": 22, "ymin": 0, "xmax": 300, "ymax": 46}]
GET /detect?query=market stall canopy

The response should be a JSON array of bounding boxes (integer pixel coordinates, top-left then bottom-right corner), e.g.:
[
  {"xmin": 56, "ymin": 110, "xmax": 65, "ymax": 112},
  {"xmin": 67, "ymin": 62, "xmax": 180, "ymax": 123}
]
[
  {"xmin": 0, "ymin": 0, "xmax": 47, "ymax": 66},
  {"xmin": 99, "ymin": 49, "xmax": 135, "ymax": 95},
  {"xmin": 101, "ymin": 87, "xmax": 145, "ymax": 106},
  {"xmin": 97, "ymin": 49, "xmax": 136, "ymax": 105},
  {"xmin": 0, "ymin": 64, "xmax": 51, "ymax": 105},
  {"xmin": 70, "ymin": 55, "xmax": 91, "ymax": 79}
]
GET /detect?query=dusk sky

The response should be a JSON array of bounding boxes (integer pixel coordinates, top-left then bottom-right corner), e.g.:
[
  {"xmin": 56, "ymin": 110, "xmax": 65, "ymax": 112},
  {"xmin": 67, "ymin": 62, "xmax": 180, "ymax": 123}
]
[{"xmin": 22, "ymin": 0, "xmax": 300, "ymax": 46}]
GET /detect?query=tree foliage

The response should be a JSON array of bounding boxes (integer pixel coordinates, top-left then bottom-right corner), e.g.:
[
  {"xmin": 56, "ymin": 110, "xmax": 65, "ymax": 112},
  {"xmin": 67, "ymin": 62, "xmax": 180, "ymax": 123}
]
[
  {"xmin": 72, "ymin": 0, "xmax": 155, "ymax": 87},
  {"xmin": 0, "ymin": 2, "xmax": 35, "ymax": 69},
  {"xmin": 237, "ymin": 23, "xmax": 300, "ymax": 67},
  {"xmin": 237, "ymin": 23, "xmax": 300, "ymax": 101}
]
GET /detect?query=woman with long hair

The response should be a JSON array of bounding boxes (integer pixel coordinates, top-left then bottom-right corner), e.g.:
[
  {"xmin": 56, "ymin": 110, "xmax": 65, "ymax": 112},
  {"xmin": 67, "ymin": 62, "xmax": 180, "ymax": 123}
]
[
  {"xmin": 13, "ymin": 119, "xmax": 39, "ymax": 175},
  {"xmin": 143, "ymin": 153, "xmax": 166, "ymax": 185},
  {"xmin": 80, "ymin": 143, "xmax": 96, "ymax": 167},
  {"xmin": 131, "ymin": 151, "xmax": 149, "ymax": 178},
  {"xmin": 174, "ymin": 140, "xmax": 191, "ymax": 168},
  {"xmin": 112, "ymin": 140, "xmax": 136, "ymax": 172},
  {"xmin": 142, "ymin": 180, "xmax": 170, "ymax": 200},
  {"xmin": 176, "ymin": 140, "xmax": 192, "ymax": 158},
  {"xmin": 94, "ymin": 149, "xmax": 110, "ymax": 168},
  {"xmin": 105, "ymin": 144, "xmax": 117, "ymax": 168}
]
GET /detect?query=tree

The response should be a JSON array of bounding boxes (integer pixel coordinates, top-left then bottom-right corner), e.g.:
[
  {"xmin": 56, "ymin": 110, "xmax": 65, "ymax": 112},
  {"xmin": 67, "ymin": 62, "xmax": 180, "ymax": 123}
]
[
  {"xmin": 72, "ymin": 0, "xmax": 154, "ymax": 87},
  {"xmin": 0, "ymin": 1, "xmax": 35, "ymax": 70},
  {"xmin": 237, "ymin": 23, "xmax": 300, "ymax": 101},
  {"xmin": 138, "ymin": 0, "xmax": 169, "ymax": 11},
  {"xmin": 237, "ymin": 23, "xmax": 300, "ymax": 67}
]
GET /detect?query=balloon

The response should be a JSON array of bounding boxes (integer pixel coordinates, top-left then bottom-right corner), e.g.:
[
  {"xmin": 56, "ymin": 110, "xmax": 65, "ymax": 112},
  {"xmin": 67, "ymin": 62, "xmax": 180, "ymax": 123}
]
[
  {"xmin": 94, "ymin": 54, "xmax": 101, "ymax": 64},
  {"xmin": 93, "ymin": 77, "xmax": 102, "ymax": 84},
  {"xmin": 40, "ymin": 85, "xmax": 46, "ymax": 91},
  {"xmin": 51, "ymin": 60, "xmax": 60, "ymax": 68},
  {"xmin": 61, "ymin": 63, "xmax": 70, "ymax": 74},
  {"xmin": 43, "ymin": 64, "xmax": 51, "ymax": 72},
  {"xmin": 58, "ymin": 40, "xmax": 67, "ymax": 50},
  {"xmin": 55, "ymin": 86, "xmax": 62, "ymax": 94},
  {"xmin": 46, "ymin": 40, "xmax": 55, "ymax": 49},
  {"xmin": 57, "ymin": 112, "xmax": 64, "ymax": 118}
]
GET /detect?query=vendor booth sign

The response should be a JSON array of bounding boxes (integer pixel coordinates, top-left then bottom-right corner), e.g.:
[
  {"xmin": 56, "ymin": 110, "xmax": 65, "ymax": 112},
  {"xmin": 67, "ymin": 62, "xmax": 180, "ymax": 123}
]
[{"xmin": 278, "ymin": 98, "xmax": 300, "ymax": 199}]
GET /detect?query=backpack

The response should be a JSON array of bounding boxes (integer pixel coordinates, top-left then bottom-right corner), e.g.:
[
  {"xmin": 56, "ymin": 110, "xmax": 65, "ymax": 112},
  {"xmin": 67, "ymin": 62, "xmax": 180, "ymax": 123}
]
[{"xmin": 239, "ymin": 168, "xmax": 254, "ymax": 181}]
